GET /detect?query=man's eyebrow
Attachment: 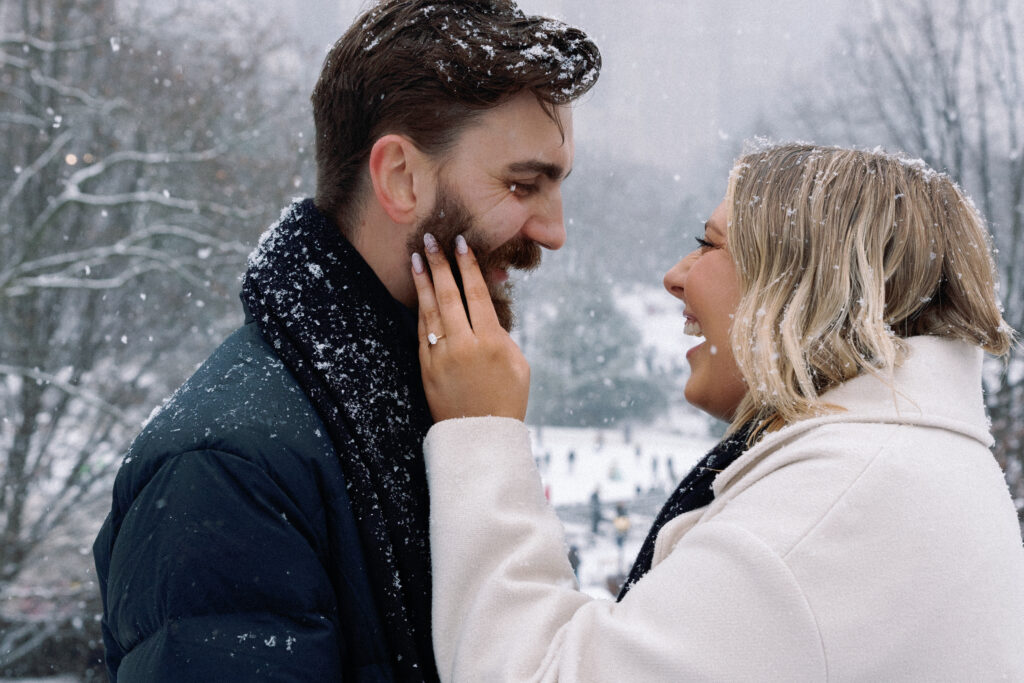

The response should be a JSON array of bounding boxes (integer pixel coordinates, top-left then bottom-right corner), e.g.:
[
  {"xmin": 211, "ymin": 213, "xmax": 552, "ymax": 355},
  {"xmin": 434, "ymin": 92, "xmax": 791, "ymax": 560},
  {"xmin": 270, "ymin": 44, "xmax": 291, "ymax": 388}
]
[{"xmin": 506, "ymin": 160, "xmax": 571, "ymax": 181}]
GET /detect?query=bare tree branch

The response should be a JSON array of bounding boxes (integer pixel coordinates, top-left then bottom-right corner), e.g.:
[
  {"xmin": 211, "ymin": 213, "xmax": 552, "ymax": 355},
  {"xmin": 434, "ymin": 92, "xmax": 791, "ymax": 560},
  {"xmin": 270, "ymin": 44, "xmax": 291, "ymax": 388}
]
[
  {"xmin": 0, "ymin": 49, "xmax": 32, "ymax": 69},
  {"xmin": 0, "ymin": 1, "xmax": 310, "ymax": 670},
  {"xmin": 0, "ymin": 225, "xmax": 250, "ymax": 286},
  {"xmin": 0, "ymin": 111, "xmax": 47, "ymax": 126},
  {"xmin": 19, "ymin": 188, "xmax": 260, "ymax": 260},
  {"xmin": 0, "ymin": 365, "xmax": 133, "ymax": 426},
  {"xmin": 0, "ymin": 34, "xmax": 100, "ymax": 51},
  {"xmin": 47, "ymin": 187, "xmax": 257, "ymax": 223},
  {"xmin": 0, "ymin": 620, "xmax": 59, "ymax": 669},
  {"xmin": 0, "ymin": 82, "xmax": 38, "ymax": 108},
  {"xmin": 27, "ymin": 416, "xmax": 119, "ymax": 549},
  {"xmin": 63, "ymin": 146, "xmax": 226, "ymax": 187},
  {"xmin": 27, "ymin": 68, "xmax": 129, "ymax": 112},
  {"xmin": 5, "ymin": 262, "xmax": 207, "ymax": 295},
  {"xmin": 870, "ymin": 4, "xmax": 931, "ymax": 154},
  {"xmin": 0, "ymin": 129, "xmax": 74, "ymax": 224}
]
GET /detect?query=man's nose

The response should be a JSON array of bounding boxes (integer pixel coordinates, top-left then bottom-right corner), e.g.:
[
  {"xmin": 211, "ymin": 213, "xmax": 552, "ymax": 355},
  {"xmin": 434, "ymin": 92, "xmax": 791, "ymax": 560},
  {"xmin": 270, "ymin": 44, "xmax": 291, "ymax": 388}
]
[{"xmin": 523, "ymin": 191, "xmax": 566, "ymax": 250}]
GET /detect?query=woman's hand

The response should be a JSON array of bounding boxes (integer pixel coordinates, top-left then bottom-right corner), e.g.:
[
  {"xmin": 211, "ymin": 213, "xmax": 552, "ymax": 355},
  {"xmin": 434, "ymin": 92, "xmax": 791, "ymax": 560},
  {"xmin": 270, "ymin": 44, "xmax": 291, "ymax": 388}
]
[{"xmin": 411, "ymin": 233, "xmax": 530, "ymax": 422}]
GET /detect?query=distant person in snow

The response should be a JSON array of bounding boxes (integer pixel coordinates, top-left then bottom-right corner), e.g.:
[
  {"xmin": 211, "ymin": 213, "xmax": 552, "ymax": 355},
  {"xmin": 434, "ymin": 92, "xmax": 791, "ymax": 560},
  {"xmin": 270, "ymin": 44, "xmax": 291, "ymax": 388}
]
[
  {"xmin": 413, "ymin": 143, "xmax": 1024, "ymax": 680},
  {"xmin": 567, "ymin": 544, "xmax": 581, "ymax": 581},
  {"xmin": 92, "ymin": 2, "xmax": 600, "ymax": 680},
  {"xmin": 612, "ymin": 503, "xmax": 630, "ymax": 575},
  {"xmin": 588, "ymin": 487, "xmax": 602, "ymax": 535}
]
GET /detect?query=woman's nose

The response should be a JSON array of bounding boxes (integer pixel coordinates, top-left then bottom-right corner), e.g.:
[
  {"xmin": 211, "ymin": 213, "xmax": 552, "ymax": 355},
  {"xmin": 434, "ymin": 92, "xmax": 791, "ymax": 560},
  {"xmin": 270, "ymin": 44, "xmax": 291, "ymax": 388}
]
[{"xmin": 663, "ymin": 252, "xmax": 693, "ymax": 300}]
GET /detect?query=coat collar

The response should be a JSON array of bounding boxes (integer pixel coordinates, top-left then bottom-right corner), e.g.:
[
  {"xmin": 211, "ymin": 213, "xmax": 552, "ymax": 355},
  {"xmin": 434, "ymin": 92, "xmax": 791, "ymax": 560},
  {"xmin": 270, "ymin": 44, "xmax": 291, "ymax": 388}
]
[{"xmin": 714, "ymin": 336, "xmax": 991, "ymax": 494}]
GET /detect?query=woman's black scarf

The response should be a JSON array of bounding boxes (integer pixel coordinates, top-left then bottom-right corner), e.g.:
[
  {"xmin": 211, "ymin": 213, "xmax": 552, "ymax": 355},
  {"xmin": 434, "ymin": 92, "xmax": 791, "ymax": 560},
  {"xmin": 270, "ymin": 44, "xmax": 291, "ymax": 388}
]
[
  {"xmin": 241, "ymin": 199, "xmax": 437, "ymax": 681},
  {"xmin": 617, "ymin": 422, "xmax": 757, "ymax": 600}
]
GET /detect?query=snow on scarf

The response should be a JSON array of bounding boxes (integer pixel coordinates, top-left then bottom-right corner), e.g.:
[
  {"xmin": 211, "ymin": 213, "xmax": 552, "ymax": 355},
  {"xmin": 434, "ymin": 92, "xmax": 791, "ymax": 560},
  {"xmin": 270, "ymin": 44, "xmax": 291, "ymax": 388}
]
[{"xmin": 241, "ymin": 198, "xmax": 437, "ymax": 681}]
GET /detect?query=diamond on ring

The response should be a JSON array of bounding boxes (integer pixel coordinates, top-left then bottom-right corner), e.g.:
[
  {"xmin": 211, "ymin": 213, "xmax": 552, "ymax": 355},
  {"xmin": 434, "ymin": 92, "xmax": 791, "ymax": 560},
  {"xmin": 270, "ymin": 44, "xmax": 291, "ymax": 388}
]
[{"xmin": 428, "ymin": 332, "xmax": 443, "ymax": 345}]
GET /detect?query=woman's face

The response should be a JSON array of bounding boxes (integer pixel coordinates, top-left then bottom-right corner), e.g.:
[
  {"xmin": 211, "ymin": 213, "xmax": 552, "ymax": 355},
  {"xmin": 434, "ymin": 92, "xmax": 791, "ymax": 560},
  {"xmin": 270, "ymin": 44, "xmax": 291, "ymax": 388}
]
[{"xmin": 662, "ymin": 198, "xmax": 747, "ymax": 421}]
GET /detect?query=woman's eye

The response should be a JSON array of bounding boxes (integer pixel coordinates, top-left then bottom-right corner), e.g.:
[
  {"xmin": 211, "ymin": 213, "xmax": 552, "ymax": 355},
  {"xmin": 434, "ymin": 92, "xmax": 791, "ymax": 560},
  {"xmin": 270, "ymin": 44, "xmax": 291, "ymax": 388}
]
[{"xmin": 695, "ymin": 236, "xmax": 715, "ymax": 250}]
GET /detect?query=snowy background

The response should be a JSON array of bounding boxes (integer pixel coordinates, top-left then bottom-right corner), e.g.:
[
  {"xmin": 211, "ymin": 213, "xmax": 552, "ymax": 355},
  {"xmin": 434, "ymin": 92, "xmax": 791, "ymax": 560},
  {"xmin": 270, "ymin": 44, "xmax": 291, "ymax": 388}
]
[{"xmin": 3, "ymin": 0, "xmax": 1023, "ymax": 679}]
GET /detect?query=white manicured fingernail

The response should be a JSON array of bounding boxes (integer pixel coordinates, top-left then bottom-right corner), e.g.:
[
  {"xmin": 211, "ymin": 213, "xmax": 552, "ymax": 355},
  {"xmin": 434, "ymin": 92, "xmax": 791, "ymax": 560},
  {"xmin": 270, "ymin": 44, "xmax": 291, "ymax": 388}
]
[
  {"xmin": 423, "ymin": 233, "xmax": 439, "ymax": 254},
  {"xmin": 412, "ymin": 252, "xmax": 424, "ymax": 274},
  {"xmin": 455, "ymin": 234, "xmax": 467, "ymax": 255}
]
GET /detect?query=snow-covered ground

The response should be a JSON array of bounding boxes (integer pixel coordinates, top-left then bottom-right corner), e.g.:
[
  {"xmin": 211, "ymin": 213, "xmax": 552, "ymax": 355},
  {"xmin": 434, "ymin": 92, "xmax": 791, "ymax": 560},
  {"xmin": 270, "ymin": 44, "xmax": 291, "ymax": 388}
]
[
  {"xmin": 531, "ymin": 423, "xmax": 714, "ymax": 507},
  {"xmin": 521, "ymin": 282, "xmax": 717, "ymax": 598},
  {"xmin": 526, "ymin": 422, "xmax": 718, "ymax": 598}
]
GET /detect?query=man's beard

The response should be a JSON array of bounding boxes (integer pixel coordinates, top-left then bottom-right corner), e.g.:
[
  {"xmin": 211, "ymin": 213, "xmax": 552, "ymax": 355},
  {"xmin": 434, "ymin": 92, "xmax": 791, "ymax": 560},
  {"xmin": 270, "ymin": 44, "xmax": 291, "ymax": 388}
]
[{"xmin": 407, "ymin": 184, "xmax": 541, "ymax": 331}]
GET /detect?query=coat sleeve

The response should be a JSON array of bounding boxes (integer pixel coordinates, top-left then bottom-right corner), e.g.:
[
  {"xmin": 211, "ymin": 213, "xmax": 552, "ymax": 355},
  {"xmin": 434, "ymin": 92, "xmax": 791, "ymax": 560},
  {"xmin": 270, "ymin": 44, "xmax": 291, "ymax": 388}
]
[
  {"xmin": 424, "ymin": 417, "xmax": 826, "ymax": 682},
  {"xmin": 98, "ymin": 448, "xmax": 343, "ymax": 681}
]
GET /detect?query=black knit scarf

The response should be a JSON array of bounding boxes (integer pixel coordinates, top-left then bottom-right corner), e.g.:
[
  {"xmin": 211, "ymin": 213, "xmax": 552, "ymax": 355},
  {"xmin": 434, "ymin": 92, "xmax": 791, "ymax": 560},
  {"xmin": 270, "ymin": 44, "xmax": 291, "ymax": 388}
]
[
  {"xmin": 617, "ymin": 422, "xmax": 757, "ymax": 600},
  {"xmin": 241, "ymin": 199, "xmax": 437, "ymax": 681}
]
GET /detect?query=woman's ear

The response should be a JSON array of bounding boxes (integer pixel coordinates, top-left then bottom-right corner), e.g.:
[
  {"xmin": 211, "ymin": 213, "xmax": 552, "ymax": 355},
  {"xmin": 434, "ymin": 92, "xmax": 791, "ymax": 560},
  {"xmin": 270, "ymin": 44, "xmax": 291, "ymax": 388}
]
[{"xmin": 368, "ymin": 134, "xmax": 434, "ymax": 224}]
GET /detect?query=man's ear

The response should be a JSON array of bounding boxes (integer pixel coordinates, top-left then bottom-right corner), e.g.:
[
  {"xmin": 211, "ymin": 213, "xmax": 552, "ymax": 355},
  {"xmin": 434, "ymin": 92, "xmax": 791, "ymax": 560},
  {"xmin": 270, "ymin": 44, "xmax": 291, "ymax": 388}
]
[{"xmin": 368, "ymin": 134, "xmax": 434, "ymax": 224}]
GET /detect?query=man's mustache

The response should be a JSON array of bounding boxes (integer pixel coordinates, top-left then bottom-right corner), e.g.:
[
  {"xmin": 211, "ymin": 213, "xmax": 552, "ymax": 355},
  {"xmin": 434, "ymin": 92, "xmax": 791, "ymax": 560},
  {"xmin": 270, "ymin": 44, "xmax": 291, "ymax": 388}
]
[{"xmin": 481, "ymin": 236, "xmax": 542, "ymax": 273}]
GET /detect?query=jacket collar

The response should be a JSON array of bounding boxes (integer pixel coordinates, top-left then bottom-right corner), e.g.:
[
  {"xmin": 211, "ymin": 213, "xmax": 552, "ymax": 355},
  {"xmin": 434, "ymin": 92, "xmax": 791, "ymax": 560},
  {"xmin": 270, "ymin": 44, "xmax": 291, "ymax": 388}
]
[{"xmin": 714, "ymin": 336, "xmax": 991, "ymax": 494}]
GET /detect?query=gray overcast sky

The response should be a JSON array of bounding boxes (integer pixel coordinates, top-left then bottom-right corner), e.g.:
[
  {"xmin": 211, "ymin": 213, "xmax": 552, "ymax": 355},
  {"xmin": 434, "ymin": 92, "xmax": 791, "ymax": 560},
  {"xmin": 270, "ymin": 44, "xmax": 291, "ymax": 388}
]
[{"xmin": 277, "ymin": 0, "xmax": 850, "ymax": 192}]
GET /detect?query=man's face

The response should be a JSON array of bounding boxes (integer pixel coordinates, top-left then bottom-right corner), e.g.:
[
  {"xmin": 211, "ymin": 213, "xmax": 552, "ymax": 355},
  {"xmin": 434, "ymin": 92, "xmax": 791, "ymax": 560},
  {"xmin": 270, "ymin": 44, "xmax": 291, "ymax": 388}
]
[
  {"xmin": 409, "ymin": 183, "xmax": 541, "ymax": 330},
  {"xmin": 409, "ymin": 92, "xmax": 575, "ymax": 330}
]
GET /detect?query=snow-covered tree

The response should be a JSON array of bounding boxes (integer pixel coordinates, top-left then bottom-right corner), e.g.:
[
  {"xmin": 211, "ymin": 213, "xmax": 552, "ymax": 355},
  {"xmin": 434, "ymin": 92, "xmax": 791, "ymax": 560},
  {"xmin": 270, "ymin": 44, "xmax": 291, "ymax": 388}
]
[
  {"xmin": 526, "ymin": 275, "xmax": 667, "ymax": 427},
  {"xmin": 794, "ymin": 0, "xmax": 1024, "ymax": 523},
  {"xmin": 513, "ymin": 150, "xmax": 703, "ymax": 430},
  {"xmin": 0, "ymin": 0, "xmax": 311, "ymax": 673},
  {"xmin": 559, "ymin": 150, "xmax": 701, "ymax": 286}
]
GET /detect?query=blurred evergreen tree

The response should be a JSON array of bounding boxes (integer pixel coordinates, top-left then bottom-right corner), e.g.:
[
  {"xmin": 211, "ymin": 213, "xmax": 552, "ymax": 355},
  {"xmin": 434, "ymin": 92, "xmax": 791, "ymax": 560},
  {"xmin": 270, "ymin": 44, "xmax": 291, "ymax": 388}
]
[{"xmin": 526, "ymin": 276, "xmax": 666, "ymax": 427}]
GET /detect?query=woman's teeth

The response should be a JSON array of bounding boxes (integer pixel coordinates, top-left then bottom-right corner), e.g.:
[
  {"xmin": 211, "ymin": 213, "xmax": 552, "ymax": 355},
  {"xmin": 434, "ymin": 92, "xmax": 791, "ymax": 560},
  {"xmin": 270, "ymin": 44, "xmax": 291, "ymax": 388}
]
[{"xmin": 684, "ymin": 319, "xmax": 703, "ymax": 337}]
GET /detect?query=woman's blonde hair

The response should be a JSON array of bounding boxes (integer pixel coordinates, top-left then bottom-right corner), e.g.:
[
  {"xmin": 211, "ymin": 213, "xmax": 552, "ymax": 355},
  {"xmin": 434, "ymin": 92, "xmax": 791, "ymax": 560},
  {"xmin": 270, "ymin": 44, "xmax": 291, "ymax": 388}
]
[{"xmin": 726, "ymin": 143, "xmax": 1014, "ymax": 435}]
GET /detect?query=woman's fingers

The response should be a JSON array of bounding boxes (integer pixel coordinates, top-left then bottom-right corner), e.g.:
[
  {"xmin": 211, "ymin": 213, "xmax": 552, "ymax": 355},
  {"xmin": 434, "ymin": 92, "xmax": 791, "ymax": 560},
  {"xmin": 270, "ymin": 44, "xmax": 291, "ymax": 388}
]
[
  {"xmin": 422, "ymin": 233, "xmax": 473, "ymax": 338},
  {"xmin": 411, "ymin": 251, "xmax": 444, "ymax": 352},
  {"xmin": 412, "ymin": 234, "xmax": 531, "ymax": 422},
  {"xmin": 452, "ymin": 235, "xmax": 501, "ymax": 332}
]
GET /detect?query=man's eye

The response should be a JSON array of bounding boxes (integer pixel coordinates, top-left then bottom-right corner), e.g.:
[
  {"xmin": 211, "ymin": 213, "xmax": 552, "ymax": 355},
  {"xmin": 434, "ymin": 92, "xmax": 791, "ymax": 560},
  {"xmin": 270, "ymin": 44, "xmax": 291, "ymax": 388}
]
[{"xmin": 509, "ymin": 182, "xmax": 537, "ymax": 197}]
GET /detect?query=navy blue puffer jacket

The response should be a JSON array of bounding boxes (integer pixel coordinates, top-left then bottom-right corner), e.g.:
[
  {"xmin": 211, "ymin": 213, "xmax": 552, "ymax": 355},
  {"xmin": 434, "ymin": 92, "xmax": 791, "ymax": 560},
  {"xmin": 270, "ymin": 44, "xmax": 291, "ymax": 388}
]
[{"xmin": 93, "ymin": 322, "xmax": 394, "ymax": 681}]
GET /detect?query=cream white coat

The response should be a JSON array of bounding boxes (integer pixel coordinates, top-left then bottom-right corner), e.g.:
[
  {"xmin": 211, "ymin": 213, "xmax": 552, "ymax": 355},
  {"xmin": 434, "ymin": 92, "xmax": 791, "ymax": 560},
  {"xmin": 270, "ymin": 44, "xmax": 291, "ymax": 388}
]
[{"xmin": 424, "ymin": 337, "xmax": 1024, "ymax": 682}]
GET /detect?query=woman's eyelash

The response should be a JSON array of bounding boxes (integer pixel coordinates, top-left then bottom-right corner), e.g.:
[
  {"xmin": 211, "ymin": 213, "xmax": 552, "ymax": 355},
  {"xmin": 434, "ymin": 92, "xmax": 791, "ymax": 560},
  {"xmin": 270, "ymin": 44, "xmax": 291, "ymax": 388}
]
[{"xmin": 695, "ymin": 236, "xmax": 715, "ymax": 249}]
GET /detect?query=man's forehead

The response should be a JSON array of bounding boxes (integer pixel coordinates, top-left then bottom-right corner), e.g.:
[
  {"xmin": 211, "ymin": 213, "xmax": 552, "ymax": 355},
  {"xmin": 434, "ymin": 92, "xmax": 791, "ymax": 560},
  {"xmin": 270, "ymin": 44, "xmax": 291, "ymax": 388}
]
[
  {"xmin": 457, "ymin": 96, "xmax": 572, "ymax": 156},
  {"xmin": 426, "ymin": 107, "xmax": 572, "ymax": 198},
  {"xmin": 505, "ymin": 159, "xmax": 571, "ymax": 181}
]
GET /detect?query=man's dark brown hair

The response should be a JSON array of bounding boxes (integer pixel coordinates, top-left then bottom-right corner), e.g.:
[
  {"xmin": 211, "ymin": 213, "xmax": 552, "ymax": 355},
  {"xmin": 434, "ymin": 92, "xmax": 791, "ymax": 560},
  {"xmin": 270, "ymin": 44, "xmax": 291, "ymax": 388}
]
[{"xmin": 311, "ymin": 0, "xmax": 601, "ymax": 232}]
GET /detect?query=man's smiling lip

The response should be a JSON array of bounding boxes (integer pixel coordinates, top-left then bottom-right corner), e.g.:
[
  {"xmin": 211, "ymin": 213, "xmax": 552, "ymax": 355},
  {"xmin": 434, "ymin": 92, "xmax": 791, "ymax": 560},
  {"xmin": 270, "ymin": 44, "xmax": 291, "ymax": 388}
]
[{"xmin": 489, "ymin": 267, "xmax": 509, "ymax": 283}]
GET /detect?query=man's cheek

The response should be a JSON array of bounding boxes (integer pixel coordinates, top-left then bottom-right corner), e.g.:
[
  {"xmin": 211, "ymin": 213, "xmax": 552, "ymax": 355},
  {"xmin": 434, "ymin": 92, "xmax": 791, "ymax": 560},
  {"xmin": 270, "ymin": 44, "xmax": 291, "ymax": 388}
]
[{"xmin": 463, "ymin": 226, "xmax": 497, "ymax": 257}]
